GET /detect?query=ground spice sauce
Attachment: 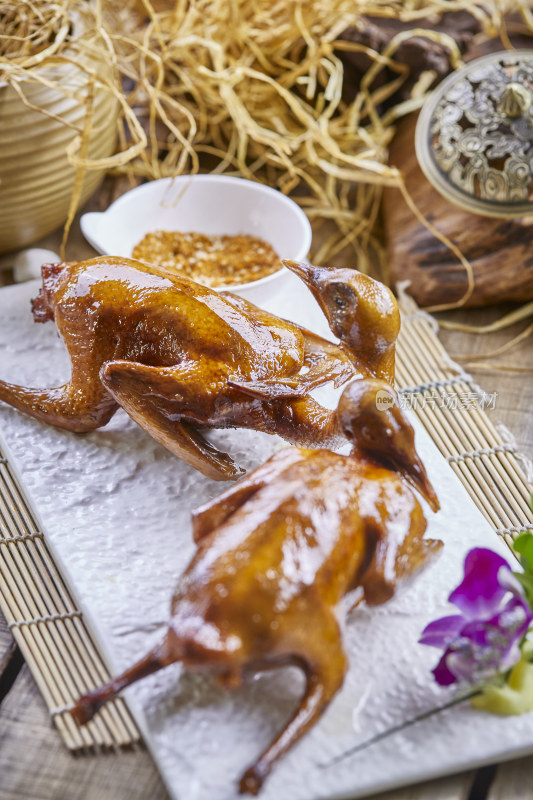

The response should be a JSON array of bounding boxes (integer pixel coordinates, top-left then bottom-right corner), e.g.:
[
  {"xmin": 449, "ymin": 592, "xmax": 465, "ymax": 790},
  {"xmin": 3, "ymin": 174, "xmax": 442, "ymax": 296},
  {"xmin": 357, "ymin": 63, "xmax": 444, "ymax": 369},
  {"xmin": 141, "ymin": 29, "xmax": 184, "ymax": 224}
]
[{"xmin": 132, "ymin": 230, "xmax": 282, "ymax": 287}]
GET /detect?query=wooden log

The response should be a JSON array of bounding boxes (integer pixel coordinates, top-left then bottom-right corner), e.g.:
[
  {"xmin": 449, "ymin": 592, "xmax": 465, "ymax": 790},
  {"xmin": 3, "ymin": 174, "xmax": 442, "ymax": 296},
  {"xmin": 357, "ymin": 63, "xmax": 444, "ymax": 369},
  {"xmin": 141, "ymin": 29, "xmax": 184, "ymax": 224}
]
[
  {"xmin": 339, "ymin": 12, "xmax": 480, "ymax": 104},
  {"xmin": 383, "ymin": 111, "xmax": 533, "ymax": 308}
]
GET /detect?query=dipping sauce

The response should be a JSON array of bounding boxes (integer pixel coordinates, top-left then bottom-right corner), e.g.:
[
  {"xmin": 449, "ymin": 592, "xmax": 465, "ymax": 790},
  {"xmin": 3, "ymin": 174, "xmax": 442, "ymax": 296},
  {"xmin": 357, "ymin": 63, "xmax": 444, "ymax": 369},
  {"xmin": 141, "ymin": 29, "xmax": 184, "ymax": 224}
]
[{"xmin": 132, "ymin": 230, "xmax": 282, "ymax": 287}]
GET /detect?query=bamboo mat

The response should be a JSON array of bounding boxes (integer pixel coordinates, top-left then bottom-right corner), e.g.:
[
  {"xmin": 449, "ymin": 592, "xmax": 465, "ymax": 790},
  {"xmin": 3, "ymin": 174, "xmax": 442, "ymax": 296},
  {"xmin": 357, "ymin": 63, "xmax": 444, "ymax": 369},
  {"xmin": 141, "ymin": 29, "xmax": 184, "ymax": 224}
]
[
  {"xmin": 396, "ymin": 293, "xmax": 533, "ymax": 551},
  {"xmin": 0, "ymin": 293, "xmax": 531, "ymax": 753},
  {"xmin": 0, "ymin": 449, "xmax": 141, "ymax": 750}
]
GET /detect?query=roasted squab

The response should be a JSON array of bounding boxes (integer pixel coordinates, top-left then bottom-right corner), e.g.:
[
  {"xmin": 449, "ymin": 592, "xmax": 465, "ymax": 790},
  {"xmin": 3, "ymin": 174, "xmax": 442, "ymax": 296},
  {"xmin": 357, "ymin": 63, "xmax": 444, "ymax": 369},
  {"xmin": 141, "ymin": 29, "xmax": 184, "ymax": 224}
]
[
  {"xmin": 0, "ymin": 256, "xmax": 399, "ymax": 479},
  {"xmin": 71, "ymin": 378, "xmax": 441, "ymax": 794}
]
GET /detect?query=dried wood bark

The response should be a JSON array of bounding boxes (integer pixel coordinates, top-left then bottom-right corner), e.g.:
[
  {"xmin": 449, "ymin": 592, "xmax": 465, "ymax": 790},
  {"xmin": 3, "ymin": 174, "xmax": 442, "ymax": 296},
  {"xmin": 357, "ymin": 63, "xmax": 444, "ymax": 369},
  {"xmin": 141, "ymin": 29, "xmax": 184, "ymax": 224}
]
[
  {"xmin": 338, "ymin": 12, "xmax": 480, "ymax": 104},
  {"xmin": 383, "ymin": 104, "xmax": 533, "ymax": 308}
]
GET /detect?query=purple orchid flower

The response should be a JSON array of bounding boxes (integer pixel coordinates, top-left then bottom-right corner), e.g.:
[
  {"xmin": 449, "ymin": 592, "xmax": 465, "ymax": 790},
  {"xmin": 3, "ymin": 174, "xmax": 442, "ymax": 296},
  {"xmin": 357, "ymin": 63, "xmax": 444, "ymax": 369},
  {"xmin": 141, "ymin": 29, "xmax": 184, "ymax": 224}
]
[{"xmin": 420, "ymin": 548, "xmax": 533, "ymax": 687}]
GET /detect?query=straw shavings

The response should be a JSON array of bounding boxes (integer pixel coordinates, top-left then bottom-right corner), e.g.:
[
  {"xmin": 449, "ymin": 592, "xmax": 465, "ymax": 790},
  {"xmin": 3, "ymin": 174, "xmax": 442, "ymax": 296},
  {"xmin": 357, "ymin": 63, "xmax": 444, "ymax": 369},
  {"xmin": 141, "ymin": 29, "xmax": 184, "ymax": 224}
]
[
  {"xmin": 440, "ymin": 302, "xmax": 533, "ymax": 334},
  {"xmin": 1, "ymin": 0, "xmax": 533, "ymax": 280},
  {"xmin": 441, "ymin": 302, "xmax": 533, "ymax": 374}
]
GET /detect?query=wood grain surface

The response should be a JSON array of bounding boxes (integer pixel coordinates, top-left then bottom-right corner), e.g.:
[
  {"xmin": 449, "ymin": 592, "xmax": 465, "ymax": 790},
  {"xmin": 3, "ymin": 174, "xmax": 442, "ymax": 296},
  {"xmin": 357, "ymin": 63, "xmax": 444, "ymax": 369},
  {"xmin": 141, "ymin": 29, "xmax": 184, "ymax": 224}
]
[
  {"xmin": 383, "ymin": 111, "xmax": 533, "ymax": 308},
  {"xmin": 0, "ymin": 179, "xmax": 531, "ymax": 800}
]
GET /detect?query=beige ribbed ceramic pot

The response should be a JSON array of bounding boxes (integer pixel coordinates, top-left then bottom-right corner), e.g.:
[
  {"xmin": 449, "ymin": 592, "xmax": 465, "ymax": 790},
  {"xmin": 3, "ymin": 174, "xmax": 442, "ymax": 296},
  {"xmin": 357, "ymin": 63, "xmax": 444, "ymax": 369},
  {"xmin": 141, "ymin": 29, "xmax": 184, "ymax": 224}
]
[{"xmin": 0, "ymin": 58, "xmax": 118, "ymax": 254}]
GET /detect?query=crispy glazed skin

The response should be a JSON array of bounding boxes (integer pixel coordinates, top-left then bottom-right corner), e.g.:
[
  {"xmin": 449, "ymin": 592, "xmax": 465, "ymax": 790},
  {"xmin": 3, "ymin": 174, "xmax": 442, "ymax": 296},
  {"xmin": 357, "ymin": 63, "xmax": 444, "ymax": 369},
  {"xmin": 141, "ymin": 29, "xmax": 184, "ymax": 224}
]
[
  {"xmin": 0, "ymin": 256, "xmax": 400, "ymax": 479},
  {"xmin": 71, "ymin": 379, "xmax": 441, "ymax": 795}
]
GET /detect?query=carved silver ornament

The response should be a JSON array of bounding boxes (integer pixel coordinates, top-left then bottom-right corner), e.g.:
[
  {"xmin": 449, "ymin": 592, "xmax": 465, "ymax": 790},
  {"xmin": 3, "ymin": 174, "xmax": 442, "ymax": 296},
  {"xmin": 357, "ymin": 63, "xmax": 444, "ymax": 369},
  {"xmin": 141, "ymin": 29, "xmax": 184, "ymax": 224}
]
[{"xmin": 415, "ymin": 50, "xmax": 533, "ymax": 218}]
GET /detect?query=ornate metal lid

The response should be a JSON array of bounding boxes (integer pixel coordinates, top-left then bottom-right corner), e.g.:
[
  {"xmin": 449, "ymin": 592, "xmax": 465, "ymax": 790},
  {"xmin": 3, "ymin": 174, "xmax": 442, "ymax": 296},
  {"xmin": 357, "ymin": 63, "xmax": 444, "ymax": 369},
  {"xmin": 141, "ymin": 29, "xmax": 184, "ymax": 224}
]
[{"xmin": 415, "ymin": 50, "xmax": 533, "ymax": 218}]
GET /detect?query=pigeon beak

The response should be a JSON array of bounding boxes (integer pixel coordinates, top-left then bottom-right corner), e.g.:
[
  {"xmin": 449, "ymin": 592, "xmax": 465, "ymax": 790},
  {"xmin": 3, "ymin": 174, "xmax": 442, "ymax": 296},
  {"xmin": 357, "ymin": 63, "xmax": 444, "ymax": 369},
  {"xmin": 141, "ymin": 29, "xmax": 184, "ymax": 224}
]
[
  {"xmin": 398, "ymin": 452, "xmax": 440, "ymax": 513},
  {"xmin": 282, "ymin": 260, "xmax": 339, "ymax": 325},
  {"xmin": 282, "ymin": 260, "xmax": 326, "ymax": 292}
]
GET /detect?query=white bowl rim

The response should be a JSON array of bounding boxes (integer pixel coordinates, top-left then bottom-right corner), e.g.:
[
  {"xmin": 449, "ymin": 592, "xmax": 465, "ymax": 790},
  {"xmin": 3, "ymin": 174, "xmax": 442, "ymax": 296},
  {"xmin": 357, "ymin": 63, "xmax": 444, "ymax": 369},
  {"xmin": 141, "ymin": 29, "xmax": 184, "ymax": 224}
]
[{"xmin": 81, "ymin": 174, "xmax": 312, "ymax": 292}]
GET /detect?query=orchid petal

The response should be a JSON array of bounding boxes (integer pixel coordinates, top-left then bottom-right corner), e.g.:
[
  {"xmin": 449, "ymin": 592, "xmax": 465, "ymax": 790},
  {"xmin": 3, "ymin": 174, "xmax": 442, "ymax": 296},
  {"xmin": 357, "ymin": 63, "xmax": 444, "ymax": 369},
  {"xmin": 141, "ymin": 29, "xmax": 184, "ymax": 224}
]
[
  {"xmin": 432, "ymin": 652, "xmax": 458, "ymax": 686},
  {"xmin": 497, "ymin": 565, "xmax": 527, "ymax": 598},
  {"xmin": 445, "ymin": 649, "xmax": 480, "ymax": 684},
  {"xmin": 419, "ymin": 615, "xmax": 465, "ymax": 648},
  {"xmin": 489, "ymin": 596, "xmax": 533, "ymax": 641},
  {"xmin": 449, "ymin": 548, "xmax": 510, "ymax": 619},
  {"xmin": 498, "ymin": 639, "xmax": 524, "ymax": 674}
]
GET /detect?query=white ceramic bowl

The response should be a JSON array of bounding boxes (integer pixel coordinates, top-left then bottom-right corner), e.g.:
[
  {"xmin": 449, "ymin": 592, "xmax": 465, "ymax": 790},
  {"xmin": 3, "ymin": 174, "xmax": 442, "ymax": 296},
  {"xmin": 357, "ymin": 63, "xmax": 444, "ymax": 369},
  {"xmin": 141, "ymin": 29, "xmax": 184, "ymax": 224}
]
[{"xmin": 80, "ymin": 175, "xmax": 312, "ymax": 303}]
